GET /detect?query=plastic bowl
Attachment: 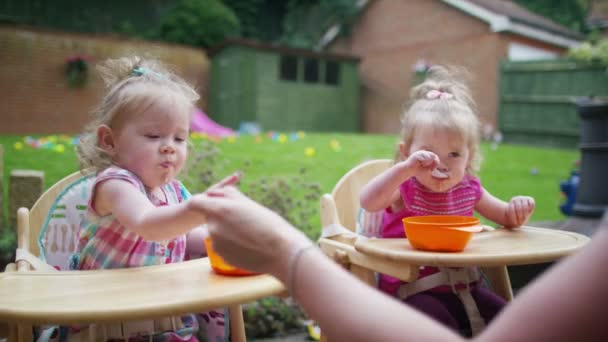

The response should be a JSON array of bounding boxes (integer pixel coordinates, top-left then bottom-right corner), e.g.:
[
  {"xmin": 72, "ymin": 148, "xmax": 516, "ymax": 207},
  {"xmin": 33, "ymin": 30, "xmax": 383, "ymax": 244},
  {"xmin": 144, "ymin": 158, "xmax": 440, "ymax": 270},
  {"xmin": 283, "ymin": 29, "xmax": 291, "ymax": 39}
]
[
  {"xmin": 204, "ymin": 238, "xmax": 258, "ymax": 276},
  {"xmin": 402, "ymin": 215, "xmax": 482, "ymax": 252}
]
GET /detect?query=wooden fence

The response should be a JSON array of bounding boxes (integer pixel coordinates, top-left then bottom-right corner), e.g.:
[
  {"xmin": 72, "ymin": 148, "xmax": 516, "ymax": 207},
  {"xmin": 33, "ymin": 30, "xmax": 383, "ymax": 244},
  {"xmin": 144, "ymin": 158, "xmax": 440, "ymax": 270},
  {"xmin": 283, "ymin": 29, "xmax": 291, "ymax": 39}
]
[{"xmin": 498, "ymin": 60, "xmax": 608, "ymax": 148}]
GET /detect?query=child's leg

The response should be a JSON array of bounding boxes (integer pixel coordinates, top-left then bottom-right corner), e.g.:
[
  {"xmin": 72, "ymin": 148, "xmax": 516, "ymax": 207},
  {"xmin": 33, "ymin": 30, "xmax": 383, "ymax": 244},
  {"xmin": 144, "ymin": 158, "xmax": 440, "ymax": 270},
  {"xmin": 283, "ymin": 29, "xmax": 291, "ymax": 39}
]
[
  {"xmin": 471, "ymin": 286, "xmax": 507, "ymax": 324},
  {"xmin": 196, "ymin": 309, "xmax": 227, "ymax": 342},
  {"xmin": 404, "ymin": 292, "xmax": 463, "ymax": 332}
]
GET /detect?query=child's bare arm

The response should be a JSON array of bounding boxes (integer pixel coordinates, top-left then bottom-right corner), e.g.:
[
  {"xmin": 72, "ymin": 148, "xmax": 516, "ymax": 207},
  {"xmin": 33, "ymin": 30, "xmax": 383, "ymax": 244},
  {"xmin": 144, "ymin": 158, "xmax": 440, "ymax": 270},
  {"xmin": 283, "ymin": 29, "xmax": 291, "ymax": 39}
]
[
  {"xmin": 360, "ymin": 170, "xmax": 403, "ymax": 212},
  {"xmin": 476, "ymin": 188, "xmax": 535, "ymax": 228},
  {"xmin": 95, "ymin": 173, "xmax": 240, "ymax": 241},
  {"xmin": 360, "ymin": 151, "xmax": 439, "ymax": 211},
  {"xmin": 95, "ymin": 179, "xmax": 206, "ymax": 241}
]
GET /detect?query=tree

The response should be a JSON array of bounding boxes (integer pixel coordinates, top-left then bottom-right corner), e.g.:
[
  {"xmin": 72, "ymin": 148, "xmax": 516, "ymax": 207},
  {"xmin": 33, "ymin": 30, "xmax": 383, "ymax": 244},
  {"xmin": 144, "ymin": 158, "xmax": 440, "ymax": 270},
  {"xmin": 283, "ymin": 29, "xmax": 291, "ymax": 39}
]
[
  {"xmin": 158, "ymin": 0, "xmax": 240, "ymax": 48},
  {"xmin": 281, "ymin": 0, "xmax": 361, "ymax": 48},
  {"xmin": 514, "ymin": 0, "xmax": 589, "ymax": 33},
  {"xmin": 222, "ymin": 0, "xmax": 288, "ymax": 42}
]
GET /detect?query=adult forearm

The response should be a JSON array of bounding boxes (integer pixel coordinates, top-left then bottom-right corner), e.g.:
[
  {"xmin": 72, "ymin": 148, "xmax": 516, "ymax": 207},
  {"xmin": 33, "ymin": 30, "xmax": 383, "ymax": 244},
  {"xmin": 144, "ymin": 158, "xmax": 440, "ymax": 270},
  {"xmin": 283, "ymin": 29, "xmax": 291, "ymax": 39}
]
[
  {"xmin": 476, "ymin": 229, "xmax": 608, "ymax": 342},
  {"xmin": 289, "ymin": 248, "xmax": 461, "ymax": 341}
]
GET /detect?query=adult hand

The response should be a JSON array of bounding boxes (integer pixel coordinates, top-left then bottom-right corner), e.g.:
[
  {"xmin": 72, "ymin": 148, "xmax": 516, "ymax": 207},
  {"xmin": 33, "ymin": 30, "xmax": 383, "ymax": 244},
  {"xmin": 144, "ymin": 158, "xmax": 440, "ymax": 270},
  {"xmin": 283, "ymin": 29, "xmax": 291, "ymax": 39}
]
[
  {"xmin": 505, "ymin": 196, "xmax": 535, "ymax": 227},
  {"xmin": 192, "ymin": 187, "xmax": 313, "ymax": 278},
  {"xmin": 206, "ymin": 171, "xmax": 241, "ymax": 192}
]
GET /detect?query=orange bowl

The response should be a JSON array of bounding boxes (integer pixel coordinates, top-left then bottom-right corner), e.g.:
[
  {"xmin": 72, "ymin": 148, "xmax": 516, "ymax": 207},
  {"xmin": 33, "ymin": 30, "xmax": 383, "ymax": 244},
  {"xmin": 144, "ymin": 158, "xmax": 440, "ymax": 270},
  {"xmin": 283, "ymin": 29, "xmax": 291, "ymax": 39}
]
[
  {"xmin": 402, "ymin": 215, "xmax": 482, "ymax": 252},
  {"xmin": 204, "ymin": 238, "xmax": 258, "ymax": 276}
]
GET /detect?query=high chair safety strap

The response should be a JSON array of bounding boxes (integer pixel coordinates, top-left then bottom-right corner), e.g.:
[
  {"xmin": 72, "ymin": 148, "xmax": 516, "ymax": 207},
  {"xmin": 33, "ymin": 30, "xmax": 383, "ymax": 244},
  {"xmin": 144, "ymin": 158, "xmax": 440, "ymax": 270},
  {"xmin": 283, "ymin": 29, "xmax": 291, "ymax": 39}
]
[
  {"xmin": 456, "ymin": 288, "xmax": 485, "ymax": 335},
  {"xmin": 397, "ymin": 267, "xmax": 485, "ymax": 335},
  {"xmin": 397, "ymin": 267, "xmax": 480, "ymax": 299},
  {"xmin": 15, "ymin": 248, "xmax": 58, "ymax": 272}
]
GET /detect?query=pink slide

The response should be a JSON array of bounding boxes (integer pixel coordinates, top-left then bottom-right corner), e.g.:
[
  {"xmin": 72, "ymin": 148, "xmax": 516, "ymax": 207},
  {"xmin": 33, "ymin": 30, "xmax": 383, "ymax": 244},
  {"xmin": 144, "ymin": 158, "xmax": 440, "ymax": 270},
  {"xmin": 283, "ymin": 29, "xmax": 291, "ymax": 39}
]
[{"xmin": 190, "ymin": 108, "xmax": 235, "ymax": 137}]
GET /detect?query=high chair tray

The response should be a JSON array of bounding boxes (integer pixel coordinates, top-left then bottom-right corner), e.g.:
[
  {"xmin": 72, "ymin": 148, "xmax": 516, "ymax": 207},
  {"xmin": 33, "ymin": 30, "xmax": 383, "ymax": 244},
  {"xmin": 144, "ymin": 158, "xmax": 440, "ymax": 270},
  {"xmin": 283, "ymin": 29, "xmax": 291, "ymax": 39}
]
[
  {"xmin": 354, "ymin": 226, "xmax": 589, "ymax": 267},
  {"xmin": 0, "ymin": 257, "xmax": 285, "ymax": 325}
]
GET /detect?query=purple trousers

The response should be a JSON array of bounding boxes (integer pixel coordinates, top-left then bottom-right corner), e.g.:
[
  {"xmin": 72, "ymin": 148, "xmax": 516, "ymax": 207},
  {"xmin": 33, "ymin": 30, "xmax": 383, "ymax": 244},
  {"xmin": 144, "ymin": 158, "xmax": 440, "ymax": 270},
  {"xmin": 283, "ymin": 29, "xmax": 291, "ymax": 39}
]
[{"xmin": 404, "ymin": 285, "xmax": 506, "ymax": 336}]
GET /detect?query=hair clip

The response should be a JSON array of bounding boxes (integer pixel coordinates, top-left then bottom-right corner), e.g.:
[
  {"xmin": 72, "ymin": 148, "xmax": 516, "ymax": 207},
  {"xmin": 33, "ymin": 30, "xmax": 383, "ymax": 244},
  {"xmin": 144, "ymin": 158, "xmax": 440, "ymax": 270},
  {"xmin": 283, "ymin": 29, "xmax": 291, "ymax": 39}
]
[
  {"xmin": 131, "ymin": 67, "xmax": 165, "ymax": 79},
  {"xmin": 426, "ymin": 89, "xmax": 453, "ymax": 100}
]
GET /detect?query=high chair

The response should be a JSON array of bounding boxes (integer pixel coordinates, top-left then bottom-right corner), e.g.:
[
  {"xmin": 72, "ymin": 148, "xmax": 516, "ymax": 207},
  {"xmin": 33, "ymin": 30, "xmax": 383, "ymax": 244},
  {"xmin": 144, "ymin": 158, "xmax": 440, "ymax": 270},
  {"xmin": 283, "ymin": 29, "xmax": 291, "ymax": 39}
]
[
  {"xmin": 318, "ymin": 159, "xmax": 514, "ymax": 339},
  {"xmin": 3, "ymin": 170, "xmax": 244, "ymax": 341}
]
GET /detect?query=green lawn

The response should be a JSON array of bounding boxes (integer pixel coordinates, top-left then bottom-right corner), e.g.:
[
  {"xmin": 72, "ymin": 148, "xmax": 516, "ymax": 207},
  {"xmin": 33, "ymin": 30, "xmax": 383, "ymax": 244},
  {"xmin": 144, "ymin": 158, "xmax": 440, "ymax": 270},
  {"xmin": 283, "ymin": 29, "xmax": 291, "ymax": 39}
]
[{"xmin": 1, "ymin": 133, "xmax": 579, "ymax": 236}]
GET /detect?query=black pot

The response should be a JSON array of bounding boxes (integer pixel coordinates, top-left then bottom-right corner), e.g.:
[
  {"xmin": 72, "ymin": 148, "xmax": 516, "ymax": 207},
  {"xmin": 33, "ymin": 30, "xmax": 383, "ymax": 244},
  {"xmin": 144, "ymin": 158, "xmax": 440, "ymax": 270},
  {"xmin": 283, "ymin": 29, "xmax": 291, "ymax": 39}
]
[{"xmin": 573, "ymin": 98, "xmax": 608, "ymax": 217}]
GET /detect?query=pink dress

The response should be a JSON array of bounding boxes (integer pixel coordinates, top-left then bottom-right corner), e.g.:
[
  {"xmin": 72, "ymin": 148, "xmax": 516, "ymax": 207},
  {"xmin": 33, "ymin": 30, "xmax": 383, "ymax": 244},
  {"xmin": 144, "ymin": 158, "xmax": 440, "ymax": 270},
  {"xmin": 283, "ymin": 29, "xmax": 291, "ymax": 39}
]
[{"xmin": 378, "ymin": 175, "xmax": 483, "ymax": 295}]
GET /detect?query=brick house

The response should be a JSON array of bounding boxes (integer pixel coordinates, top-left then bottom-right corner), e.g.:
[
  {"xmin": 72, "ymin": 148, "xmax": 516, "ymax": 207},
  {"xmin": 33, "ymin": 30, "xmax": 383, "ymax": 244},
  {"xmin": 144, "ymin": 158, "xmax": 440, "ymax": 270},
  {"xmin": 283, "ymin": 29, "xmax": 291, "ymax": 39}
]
[{"xmin": 321, "ymin": 0, "xmax": 583, "ymax": 134}]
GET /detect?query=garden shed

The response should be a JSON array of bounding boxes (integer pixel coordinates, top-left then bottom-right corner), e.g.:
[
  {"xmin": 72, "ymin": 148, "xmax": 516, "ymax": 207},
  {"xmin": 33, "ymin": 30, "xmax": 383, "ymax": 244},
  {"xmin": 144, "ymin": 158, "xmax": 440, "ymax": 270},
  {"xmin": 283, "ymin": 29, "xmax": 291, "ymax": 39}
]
[{"xmin": 208, "ymin": 39, "xmax": 360, "ymax": 132}]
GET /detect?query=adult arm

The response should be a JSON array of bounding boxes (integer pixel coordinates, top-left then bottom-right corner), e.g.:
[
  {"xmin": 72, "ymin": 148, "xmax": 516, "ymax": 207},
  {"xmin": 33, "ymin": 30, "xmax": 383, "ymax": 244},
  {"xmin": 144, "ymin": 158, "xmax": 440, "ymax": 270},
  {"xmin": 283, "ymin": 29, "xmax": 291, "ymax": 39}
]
[
  {"xmin": 479, "ymin": 227, "xmax": 608, "ymax": 341},
  {"xmin": 200, "ymin": 187, "xmax": 460, "ymax": 341},
  {"xmin": 199, "ymin": 187, "xmax": 608, "ymax": 342}
]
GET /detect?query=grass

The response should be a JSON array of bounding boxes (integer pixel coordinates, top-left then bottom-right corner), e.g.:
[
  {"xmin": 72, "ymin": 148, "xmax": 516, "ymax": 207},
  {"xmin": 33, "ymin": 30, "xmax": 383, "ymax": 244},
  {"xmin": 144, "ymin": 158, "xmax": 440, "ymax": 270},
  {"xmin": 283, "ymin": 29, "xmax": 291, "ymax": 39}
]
[{"xmin": 0, "ymin": 133, "xmax": 579, "ymax": 234}]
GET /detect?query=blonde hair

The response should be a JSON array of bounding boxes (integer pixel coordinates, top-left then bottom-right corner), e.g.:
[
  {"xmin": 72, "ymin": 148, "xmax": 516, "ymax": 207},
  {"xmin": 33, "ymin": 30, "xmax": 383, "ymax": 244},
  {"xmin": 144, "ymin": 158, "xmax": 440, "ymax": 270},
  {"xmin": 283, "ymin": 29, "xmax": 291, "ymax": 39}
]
[
  {"xmin": 397, "ymin": 65, "xmax": 481, "ymax": 174},
  {"xmin": 77, "ymin": 56, "xmax": 199, "ymax": 171}
]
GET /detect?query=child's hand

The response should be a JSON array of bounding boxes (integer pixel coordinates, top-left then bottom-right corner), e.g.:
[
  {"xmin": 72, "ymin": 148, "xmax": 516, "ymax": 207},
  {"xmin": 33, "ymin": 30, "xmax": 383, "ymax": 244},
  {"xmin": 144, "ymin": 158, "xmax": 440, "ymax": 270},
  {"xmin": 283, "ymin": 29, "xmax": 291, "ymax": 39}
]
[
  {"xmin": 505, "ymin": 196, "xmax": 535, "ymax": 227},
  {"xmin": 402, "ymin": 150, "xmax": 440, "ymax": 176}
]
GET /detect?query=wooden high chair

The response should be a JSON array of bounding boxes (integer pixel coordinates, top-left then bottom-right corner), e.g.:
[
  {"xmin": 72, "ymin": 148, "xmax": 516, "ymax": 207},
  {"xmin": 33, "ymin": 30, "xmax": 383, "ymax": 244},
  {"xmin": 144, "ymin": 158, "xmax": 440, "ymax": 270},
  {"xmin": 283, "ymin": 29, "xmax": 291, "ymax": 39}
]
[
  {"xmin": 3, "ymin": 170, "xmax": 247, "ymax": 341},
  {"xmin": 318, "ymin": 159, "xmax": 513, "ymax": 304},
  {"xmin": 316, "ymin": 160, "xmax": 593, "ymax": 341}
]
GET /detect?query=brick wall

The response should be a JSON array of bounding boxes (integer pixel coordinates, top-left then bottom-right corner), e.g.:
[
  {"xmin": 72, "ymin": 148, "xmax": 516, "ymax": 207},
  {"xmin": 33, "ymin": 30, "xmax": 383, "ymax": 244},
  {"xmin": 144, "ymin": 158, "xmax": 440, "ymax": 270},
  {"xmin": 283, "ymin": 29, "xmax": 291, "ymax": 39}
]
[
  {"xmin": 0, "ymin": 25, "xmax": 210, "ymax": 134},
  {"xmin": 329, "ymin": 0, "xmax": 568, "ymax": 134}
]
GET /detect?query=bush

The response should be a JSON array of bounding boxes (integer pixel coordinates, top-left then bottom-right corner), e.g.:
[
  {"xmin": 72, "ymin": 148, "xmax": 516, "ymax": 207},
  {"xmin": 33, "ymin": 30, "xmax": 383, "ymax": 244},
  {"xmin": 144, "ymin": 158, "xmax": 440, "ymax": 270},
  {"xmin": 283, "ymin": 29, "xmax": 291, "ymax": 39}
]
[
  {"xmin": 185, "ymin": 140, "xmax": 315, "ymax": 338},
  {"xmin": 568, "ymin": 39, "xmax": 608, "ymax": 65},
  {"xmin": 243, "ymin": 297, "xmax": 307, "ymax": 338},
  {"xmin": 158, "ymin": 0, "xmax": 240, "ymax": 48},
  {"xmin": 184, "ymin": 140, "xmax": 321, "ymax": 240},
  {"xmin": 0, "ymin": 228, "xmax": 16, "ymax": 270}
]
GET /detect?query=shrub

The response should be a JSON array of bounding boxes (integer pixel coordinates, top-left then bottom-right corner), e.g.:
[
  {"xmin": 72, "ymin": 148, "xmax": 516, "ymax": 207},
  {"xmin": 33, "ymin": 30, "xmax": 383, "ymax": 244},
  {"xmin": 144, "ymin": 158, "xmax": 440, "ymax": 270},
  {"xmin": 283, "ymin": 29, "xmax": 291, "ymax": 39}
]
[
  {"xmin": 568, "ymin": 39, "xmax": 608, "ymax": 66},
  {"xmin": 65, "ymin": 55, "xmax": 91, "ymax": 88},
  {"xmin": 243, "ymin": 297, "xmax": 306, "ymax": 338},
  {"xmin": 0, "ymin": 228, "xmax": 16, "ymax": 270},
  {"xmin": 184, "ymin": 140, "xmax": 321, "ymax": 240},
  {"xmin": 158, "ymin": 0, "xmax": 240, "ymax": 48},
  {"xmin": 184, "ymin": 140, "xmax": 315, "ymax": 338}
]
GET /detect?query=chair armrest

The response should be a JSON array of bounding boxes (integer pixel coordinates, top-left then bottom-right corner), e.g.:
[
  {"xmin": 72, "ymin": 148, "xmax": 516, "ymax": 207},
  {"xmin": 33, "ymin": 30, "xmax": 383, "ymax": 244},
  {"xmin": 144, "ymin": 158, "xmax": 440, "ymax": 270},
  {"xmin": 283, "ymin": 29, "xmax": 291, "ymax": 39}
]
[
  {"xmin": 4, "ymin": 263, "xmax": 16, "ymax": 272},
  {"xmin": 320, "ymin": 194, "xmax": 340, "ymax": 227},
  {"xmin": 17, "ymin": 207, "xmax": 31, "ymax": 272}
]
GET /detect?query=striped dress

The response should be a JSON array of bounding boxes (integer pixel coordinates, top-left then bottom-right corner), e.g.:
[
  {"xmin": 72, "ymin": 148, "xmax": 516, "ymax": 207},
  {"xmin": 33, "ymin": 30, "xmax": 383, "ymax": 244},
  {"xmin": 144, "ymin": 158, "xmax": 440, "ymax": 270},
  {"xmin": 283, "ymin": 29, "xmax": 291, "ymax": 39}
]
[{"xmin": 379, "ymin": 175, "xmax": 483, "ymax": 295}]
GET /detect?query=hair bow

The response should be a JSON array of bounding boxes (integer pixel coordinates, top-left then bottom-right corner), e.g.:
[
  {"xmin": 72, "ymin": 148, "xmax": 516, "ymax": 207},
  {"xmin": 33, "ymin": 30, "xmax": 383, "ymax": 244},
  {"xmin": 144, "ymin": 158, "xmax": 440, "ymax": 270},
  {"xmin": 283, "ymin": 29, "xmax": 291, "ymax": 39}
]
[
  {"xmin": 426, "ymin": 89, "xmax": 453, "ymax": 100},
  {"xmin": 131, "ymin": 67, "xmax": 165, "ymax": 79}
]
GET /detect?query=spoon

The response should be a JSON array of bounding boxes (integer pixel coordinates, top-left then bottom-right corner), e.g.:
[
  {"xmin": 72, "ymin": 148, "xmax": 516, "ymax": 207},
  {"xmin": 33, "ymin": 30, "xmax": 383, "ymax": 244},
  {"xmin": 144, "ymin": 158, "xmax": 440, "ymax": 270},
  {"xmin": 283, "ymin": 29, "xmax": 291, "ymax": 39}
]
[{"xmin": 431, "ymin": 169, "xmax": 448, "ymax": 179}]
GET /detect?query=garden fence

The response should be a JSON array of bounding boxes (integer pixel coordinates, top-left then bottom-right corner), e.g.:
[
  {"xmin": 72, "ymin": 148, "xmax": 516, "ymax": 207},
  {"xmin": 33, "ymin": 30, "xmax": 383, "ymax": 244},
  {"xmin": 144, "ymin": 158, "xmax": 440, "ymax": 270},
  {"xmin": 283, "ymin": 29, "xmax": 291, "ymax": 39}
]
[{"xmin": 498, "ymin": 60, "xmax": 608, "ymax": 148}]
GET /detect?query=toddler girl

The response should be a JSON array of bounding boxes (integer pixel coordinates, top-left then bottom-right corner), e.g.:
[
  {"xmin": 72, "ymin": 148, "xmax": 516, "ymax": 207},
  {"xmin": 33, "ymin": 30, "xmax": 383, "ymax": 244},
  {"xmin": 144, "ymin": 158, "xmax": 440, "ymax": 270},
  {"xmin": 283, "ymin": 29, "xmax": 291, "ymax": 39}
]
[
  {"xmin": 72, "ymin": 56, "xmax": 237, "ymax": 341},
  {"xmin": 360, "ymin": 66, "xmax": 535, "ymax": 336}
]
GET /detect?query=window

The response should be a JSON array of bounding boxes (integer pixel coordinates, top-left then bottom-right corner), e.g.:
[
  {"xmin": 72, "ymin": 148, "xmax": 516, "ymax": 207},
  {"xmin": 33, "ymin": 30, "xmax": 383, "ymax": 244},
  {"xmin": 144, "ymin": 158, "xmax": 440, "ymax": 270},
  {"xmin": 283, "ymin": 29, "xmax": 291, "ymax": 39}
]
[
  {"xmin": 325, "ymin": 61, "xmax": 340, "ymax": 85},
  {"xmin": 303, "ymin": 58, "xmax": 319, "ymax": 83},
  {"xmin": 279, "ymin": 55, "xmax": 342, "ymax": 86},
  {"xmin": 280, "ymin": 55, "xmax": 298, "ymax": 81}
]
